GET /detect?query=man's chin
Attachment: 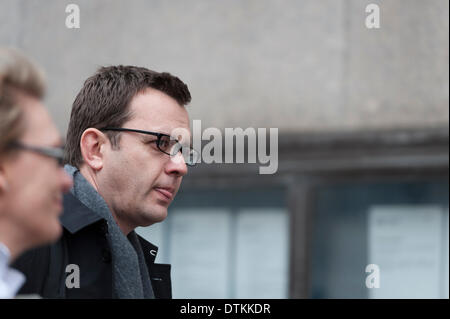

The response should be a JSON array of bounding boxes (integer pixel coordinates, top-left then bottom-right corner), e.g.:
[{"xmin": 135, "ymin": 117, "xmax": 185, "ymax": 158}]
[{"xmin": 140, "ymin": 207, "xmax": 168, "ymax": 225}]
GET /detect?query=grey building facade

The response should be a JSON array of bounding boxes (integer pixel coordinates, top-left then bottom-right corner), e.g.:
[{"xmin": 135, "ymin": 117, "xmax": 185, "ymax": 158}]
[{"xmin": 1, "ymin": 0, "xmax": 448, "ymax": 298}]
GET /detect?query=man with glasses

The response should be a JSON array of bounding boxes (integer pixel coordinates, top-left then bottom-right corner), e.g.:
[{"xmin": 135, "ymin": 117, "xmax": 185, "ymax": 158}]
[
  {"xmin": 14, "ymin": 65, "xmax": 197, "ymax": 299},
  {"xmin": 0, "ymin": 48, "xmax": 72, "ymax": 298}
]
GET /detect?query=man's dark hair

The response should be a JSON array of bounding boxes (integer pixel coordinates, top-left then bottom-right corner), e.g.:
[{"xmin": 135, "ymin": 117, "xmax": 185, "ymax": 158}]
[{"xmin": 65, "ymin": 65, "xmax": 191, "ymax": 167}]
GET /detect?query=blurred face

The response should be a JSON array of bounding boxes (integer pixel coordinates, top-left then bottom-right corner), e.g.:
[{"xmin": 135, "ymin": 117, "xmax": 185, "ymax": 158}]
[
  {"xmin": 97, "ymin": 88, "xmax": 189, "ymax": 232},
  {"xmin": 0, "ymin": 93, "xmax": 73, "ymax": 248}
]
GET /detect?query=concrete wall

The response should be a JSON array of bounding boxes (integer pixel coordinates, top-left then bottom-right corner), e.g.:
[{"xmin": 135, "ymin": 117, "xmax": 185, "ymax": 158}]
[{"xmin": 1, "ymin": 0, "xmax": 448, "ymax": 134}]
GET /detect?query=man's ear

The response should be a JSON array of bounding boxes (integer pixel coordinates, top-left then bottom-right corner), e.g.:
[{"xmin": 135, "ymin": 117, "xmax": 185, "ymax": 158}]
[{"xmin": 80, "ymin": 128, "xmax": 108, "ymax": 171}]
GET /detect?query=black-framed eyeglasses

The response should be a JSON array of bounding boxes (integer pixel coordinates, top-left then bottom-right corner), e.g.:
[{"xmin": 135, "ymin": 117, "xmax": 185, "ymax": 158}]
[
  {"xmin": 100, "ymin": 127, "xmax": 200, "ymax": 166},
  {"xmin": 9, "ymin": 141, "xmax": 65, "ymax": 166}
]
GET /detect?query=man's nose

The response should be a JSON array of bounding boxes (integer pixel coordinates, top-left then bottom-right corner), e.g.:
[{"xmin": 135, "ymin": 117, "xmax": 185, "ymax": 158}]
[
  {"xmin": 165, "ymin": 151, "xmax": 188, "ymax": 176},
  {"xmin": 60, "ymin": 169, "xmax": 73, "ymax": 193}
]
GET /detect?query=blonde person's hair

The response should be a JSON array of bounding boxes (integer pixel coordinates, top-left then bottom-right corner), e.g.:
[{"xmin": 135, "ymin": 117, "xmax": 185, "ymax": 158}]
[{"xmin": 0, "ymin": 48, "xmax": 46, "ymax": 155}]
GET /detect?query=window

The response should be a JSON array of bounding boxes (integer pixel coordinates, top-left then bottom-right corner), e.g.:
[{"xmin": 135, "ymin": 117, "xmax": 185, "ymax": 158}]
[
  {"xmin": 137, "ymin": 188, "xmax": 289, "ymax": 298},
  {"xmin": 310, "ymin": 180, "xmax": 449, "ymax": 298}
]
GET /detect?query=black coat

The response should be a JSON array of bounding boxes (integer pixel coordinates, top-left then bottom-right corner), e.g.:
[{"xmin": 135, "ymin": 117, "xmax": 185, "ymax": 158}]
[{"xmin": 12, "ymin": 193, "xmax": 172, "ymax": 299}]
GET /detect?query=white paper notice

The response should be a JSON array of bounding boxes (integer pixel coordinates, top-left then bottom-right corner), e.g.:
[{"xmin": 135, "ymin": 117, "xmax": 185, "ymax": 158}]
[
  {"xmin": 368, "ymin": 206, "xmax": 444, "ymax": 298},
  {"xmin": 169, "ymin": 208, "xmax": 231, "ymax": 298},
  {"xmin": 235, "ymin": 208, "xmax": 289, "ymax": 298}
]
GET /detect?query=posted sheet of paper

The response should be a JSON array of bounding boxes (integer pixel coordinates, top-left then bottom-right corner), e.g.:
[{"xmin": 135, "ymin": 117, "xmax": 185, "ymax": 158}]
[
  {"xmin": 169, "ymin": 208, "xmax": 231, "ymax": 298},
  {"xmin": 235, "ymin": 208, "xmax": 289, "ymax": 298},
  {"xmin": 368, "ymin": 206, "xmax": 445, "ymax": 298}
]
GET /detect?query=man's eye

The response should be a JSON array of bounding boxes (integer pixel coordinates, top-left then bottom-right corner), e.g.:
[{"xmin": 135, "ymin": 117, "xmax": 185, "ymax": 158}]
[{"xmin": 159, "ymin": 140, "xmax": 170, "ymax": 149}]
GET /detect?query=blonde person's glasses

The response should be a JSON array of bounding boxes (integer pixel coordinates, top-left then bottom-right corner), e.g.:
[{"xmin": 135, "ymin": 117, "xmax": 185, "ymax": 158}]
[{"xmin": 9, "ymin": 141, "xmax": 65, "ymax": 166}]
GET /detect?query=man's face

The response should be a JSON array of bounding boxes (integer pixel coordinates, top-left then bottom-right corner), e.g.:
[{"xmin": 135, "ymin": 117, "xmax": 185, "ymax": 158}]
[
  {"xmin": 97, "ymin": 88, "xmax": 190, "ymax": 231},
  {"xmin": 0, "ymin": 93, "xmax": 73, "ymax": 247}
]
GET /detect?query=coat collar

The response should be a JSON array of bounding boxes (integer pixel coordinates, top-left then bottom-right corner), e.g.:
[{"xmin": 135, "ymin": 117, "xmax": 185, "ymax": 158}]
[
  {"xmin": 137, "ymin": 235, "xmax": 159, "ymax": 265},
  {"xmin": 60, "ymin": 192, "xmax": 104, "ymax": 234},
  {"xmin": 60, "ymin": 192, "xmax": 160, "ymax": 264}
]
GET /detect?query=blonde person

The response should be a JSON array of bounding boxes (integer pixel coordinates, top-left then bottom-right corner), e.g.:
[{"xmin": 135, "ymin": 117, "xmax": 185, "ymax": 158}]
[{"xmin": 0, "ymin": 48, "xmax": 72, "ymax": 298}]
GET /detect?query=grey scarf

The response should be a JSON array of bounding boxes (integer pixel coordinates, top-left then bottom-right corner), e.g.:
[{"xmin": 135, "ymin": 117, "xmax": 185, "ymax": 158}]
[{"xmin": 65, "ymin": 165, "xmax": 154, "ymax": 299}]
